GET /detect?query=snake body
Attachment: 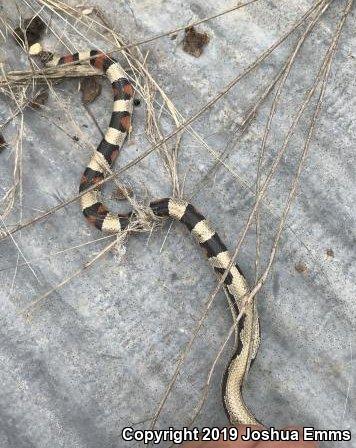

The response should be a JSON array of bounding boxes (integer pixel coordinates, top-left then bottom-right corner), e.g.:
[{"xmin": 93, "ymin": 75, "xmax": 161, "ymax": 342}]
[{"xmin": 49, "ymin": 51, "xmax": 260, "ymax": 425}]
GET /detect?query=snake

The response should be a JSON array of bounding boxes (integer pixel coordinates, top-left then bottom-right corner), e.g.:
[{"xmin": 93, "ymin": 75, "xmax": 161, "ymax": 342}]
[{"xmin": 48, "ymin": 50, "xmax": 261, "ymax": 425}]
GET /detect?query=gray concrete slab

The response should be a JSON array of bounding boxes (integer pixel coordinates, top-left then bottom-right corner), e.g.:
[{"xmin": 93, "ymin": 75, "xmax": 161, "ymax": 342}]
[{"xmin": 0, "ymin": 0, "xmax": 355, "ymax": 447}]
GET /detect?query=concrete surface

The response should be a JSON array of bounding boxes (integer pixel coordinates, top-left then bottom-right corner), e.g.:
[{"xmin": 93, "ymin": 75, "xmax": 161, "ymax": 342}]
[{"xmin": 0, "ymin": 0, "xmax": 355, "ymax": 447}]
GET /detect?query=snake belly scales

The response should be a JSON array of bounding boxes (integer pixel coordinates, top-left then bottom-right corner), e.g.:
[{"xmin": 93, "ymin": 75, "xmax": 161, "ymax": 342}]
[{"xmin": 49, "ymin": 50, "xmax": 261, "ymax": 425}]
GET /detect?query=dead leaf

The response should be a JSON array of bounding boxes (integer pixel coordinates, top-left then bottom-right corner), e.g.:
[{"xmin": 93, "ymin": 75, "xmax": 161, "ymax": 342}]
[
  {"xmin": 326, "ymin": 248, "xmax": 334, "ymax": 258},
  {"xmin": 295, "ymin": 262, "xmax": 308, "ymax": 274},
  {"xmin": 182, "ymin": 26, "xmax": 210, "ymax": 58},
  {"xmin": 80, "ymin": 77, "xmax": 102, "ymax": 104}
]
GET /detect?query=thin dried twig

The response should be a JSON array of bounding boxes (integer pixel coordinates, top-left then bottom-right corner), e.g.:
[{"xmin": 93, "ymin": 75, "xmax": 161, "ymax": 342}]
[
  {"xmin": 253, "ymin": 0, "xmax": 331, "ymax": 280},
  {"xmin": 0, "ymin": 233, "xmax": 117, "ymax": 273},
  {"xmin": 1, "ymin": 65, "xmax": 107, "ymax": 88},
  {"xmin": 20, "ymin": 234, "xmax": 120, "ymax": 317}
]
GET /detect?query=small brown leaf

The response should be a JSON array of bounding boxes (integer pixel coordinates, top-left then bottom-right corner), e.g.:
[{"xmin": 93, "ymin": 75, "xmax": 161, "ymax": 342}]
[
  {"xmin": 326, "ymin": 248, "xmax": 334, "ymax": 258},
  {"xmin": 182, "ymin": 26, "xmax": 210, "ymax": 58},
  {"xmin": 295, "ymin": 261, "xmax": 308, "ymax": 274},
  {"xmin": 80, "ymin": 77, "xmax": 102, "ymax": 104}
]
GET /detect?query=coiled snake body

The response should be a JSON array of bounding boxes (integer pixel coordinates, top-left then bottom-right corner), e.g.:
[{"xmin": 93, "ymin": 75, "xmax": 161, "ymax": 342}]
[{"xmin": 49, "ymin": 50, "xmax": 261, "ymax": 425}]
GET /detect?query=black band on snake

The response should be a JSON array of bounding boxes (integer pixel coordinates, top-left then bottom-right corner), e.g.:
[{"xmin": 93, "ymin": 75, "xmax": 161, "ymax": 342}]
[{"xmin": 49, "ymin": 50, "xmax": 261, "ymax": 425}]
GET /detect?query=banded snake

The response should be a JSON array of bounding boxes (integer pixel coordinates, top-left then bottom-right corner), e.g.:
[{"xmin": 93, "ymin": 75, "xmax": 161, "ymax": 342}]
[{"xmin": 48, "ymin": 50, "xmax": 261, "ymax": 426}]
